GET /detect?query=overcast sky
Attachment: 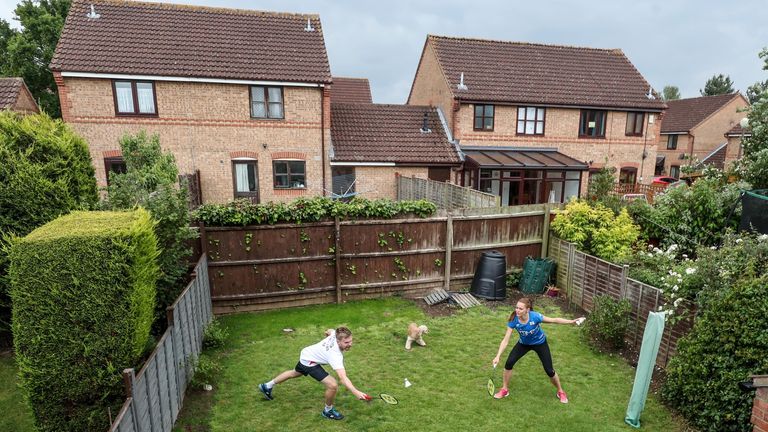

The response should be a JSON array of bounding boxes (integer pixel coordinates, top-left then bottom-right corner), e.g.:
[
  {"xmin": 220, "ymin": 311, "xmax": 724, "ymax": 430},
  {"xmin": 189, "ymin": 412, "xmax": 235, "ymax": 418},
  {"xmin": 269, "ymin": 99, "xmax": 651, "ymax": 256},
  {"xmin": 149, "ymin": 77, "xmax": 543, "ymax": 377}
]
[{"xmin": 2, "ymin": 0, "xmax": 767, "ymax": 104}]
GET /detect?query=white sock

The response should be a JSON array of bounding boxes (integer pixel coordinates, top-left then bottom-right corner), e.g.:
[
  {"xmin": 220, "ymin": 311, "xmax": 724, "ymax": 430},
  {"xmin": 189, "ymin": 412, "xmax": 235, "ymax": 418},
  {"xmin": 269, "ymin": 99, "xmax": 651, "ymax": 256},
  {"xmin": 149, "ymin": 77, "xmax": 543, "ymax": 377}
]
[
  {"xmin": 266, "ymin": 380, "xmax": 275, "ymax": 389},
  {"xmin": 324, "ymin": 405, "xmax": 333, "ymax": 411}
]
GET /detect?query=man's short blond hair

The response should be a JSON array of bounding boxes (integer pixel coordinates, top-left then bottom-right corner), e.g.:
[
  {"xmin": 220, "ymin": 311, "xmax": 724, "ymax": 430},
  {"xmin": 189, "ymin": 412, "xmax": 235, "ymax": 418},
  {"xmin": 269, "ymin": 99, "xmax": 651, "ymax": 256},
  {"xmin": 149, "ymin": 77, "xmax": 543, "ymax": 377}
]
[{"xmin": 335, "ymin": 326, "xmax": 352, "ymax": 339}]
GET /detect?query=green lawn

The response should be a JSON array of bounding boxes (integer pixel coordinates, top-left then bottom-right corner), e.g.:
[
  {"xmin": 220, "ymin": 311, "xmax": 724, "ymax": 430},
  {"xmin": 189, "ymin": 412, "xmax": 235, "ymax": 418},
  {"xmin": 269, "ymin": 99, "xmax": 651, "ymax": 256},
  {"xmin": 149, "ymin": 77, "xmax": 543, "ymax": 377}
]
[
  {"xmin": 175, "ymin": 297, "xmax": 688, "ymax": 432},
  {"xmin": 0, "ymin": 354, "xmax": 35, "ymax": 432}
]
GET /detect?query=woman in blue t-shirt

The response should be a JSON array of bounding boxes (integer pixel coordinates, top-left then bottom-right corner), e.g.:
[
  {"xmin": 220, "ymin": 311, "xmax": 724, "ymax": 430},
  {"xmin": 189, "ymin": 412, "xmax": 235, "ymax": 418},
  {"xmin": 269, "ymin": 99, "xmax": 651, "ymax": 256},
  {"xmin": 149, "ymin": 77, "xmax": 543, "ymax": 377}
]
[{"xmin": 491, "ymin": 297, "xmax": 585, "ymax": 403}]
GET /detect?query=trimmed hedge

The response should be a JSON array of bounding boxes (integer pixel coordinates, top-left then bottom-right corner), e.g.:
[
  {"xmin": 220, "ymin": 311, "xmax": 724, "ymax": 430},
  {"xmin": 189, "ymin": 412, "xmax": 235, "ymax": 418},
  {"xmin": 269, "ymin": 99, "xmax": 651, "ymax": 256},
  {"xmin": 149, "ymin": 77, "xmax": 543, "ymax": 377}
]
[
  {"xmin": 0, "ymin": 111, "xmax": 98, "ymax": 344},
  {"xmin": 661, "ymin": 275, "xmax": 768, "ymax": 432},
  {"xmin": 10, "ymin": 210, "xmax": 159, "ymax": 432},
  {"xmin": 193, "ymin": 197, "xmax": 437, "ymax": 226}
]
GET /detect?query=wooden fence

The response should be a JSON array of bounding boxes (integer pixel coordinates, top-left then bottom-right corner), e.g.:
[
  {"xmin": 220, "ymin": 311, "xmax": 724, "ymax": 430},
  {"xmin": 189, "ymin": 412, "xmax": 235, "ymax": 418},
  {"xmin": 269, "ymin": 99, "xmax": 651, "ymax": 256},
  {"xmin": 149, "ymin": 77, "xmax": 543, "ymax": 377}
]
[
  {"xmin": 397, "ymin": 174, "xmax": 500, "ymax": 209},
  {"xmin": 109, "ymin": 256, "xmax": 212, "ymax": 432},
  {"xmin": 611, "ymin": 182, "xmax": 668, "ymax": 203},
  {"xmin": 547, "ymin": 237, "xmax": 693, "ymax": 368},
  {"xmin": 204, "ymin": 204, "xmax": 559, "ymax": 314}
]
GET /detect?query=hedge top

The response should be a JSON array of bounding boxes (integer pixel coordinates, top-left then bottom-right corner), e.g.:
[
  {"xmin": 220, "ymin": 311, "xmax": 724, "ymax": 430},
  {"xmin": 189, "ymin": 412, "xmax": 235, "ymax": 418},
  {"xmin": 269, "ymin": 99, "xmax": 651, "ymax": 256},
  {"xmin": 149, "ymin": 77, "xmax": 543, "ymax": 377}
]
[{"xmin": 22, "ymin": 210, "xmax": 154, "ymax": 242}]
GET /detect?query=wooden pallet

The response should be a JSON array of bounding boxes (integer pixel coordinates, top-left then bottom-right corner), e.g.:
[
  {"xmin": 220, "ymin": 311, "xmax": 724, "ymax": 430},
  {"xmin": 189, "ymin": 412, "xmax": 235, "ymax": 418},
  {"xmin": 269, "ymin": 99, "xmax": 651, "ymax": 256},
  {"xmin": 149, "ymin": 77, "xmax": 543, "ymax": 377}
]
[
  {"xmin": 424, "ymin": 288, "xmax": 450, "ymax": 305},
  {"xmin": 450, "ymin": 293, "xmax": 482, "ymax": 309}
]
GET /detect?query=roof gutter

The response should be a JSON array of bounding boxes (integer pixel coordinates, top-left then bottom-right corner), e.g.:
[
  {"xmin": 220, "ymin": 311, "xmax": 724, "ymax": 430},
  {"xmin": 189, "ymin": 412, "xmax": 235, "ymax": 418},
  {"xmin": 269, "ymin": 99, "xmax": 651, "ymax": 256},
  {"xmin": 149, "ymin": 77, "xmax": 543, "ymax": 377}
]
[{"xmin": 59, "ymin": 72, "xmax": 326, "ymax": 87}]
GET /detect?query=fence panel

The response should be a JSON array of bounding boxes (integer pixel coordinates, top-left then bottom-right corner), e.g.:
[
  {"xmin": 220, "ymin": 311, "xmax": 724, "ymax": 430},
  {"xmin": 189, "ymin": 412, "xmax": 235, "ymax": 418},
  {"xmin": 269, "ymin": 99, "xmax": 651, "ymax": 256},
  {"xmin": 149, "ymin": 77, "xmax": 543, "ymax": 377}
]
[
  {"xmin": 546, "ymin": 237, "xmax": 694, "ymax": 369},
  {"xmin": 110, "ymin": 256, "xmax": 212, "ymax": 432},
  {"xmin": 396, "ymin": 175, "xmax": 499, "ymax": 209}
]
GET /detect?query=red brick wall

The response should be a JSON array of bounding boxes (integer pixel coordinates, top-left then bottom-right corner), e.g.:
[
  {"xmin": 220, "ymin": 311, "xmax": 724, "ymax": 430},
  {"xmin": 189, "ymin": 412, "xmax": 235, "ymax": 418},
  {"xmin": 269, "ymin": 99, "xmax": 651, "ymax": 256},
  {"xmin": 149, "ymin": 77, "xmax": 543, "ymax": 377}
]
[
  {"xmin": 58, "ymin": 76, "xmax": 328, "ymax": 203},
  {"xmin": 752, "ymin": 376, "xmax": 768, "ymax": 432}
]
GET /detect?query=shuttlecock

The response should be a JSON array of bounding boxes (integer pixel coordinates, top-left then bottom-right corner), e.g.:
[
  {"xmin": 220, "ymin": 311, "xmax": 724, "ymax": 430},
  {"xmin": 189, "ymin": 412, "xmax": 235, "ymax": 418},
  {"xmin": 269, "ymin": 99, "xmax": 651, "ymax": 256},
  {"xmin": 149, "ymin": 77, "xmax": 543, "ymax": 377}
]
[
  {"xmin": 575, "ymin": 317, "xmax": 586, "ymax": 326},
  {"xmin": 404, "ymin": 378, "xmax": 412, "ymax": 388}
]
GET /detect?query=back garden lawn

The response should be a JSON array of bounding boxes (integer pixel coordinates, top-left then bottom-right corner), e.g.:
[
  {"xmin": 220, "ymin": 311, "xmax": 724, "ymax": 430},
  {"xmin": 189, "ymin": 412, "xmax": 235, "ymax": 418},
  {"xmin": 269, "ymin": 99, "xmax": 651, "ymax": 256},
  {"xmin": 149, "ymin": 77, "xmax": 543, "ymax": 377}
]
[
  {"xmin": 0, "ymin": 353, "xmax": 35, "ymax": 432},
  {"xmin": 174, "ymin": 297, "xmax": 688, "ymax": 432}
]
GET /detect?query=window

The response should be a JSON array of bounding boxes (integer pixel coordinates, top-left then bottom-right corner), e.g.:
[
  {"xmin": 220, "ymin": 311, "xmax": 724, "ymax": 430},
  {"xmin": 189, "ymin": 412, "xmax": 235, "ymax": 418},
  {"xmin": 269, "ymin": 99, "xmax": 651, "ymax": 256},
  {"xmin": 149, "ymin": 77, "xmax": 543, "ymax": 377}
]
[
  {"xmin": 619, "ymin": 167, "xmax": 637, "ymax": 184},
  {"xmin": 667, "ymin": 135, "xmax": 678, "ymax": 150},
  {"xmin": 625, "ymin": 112, "xmax": 644, "ymax": 136},
  {"xmin": 251, "ymin": 86, "xmax": 284, "ymax": 119},
  {"xmin": 113, "ymin": 81, "xmax": 156, "ymax": 115},
  {"xmin": 473, "ymin": 104, "xmax": 494, "ymax": 131},
  {"xmin": 579, "ymin": 110, "xmax": 607, "ymax": 137},
  {"xmin": 517, "ymin": 107, "xmax": 545, "ymax": 135},
  {"xmin": 670, "ymin": 165, "xmax": 680, "ymax": 179},
  {"xmin": 273, "ymin": 160, "xmax": 306, "ymax": 189},
  {"xmin": 232, "ymin": 160, "xmax": 259, "ymax": 201},
  {"xmin": 104, "ymin": 157, "xmax": 126, "ymax": 185}
]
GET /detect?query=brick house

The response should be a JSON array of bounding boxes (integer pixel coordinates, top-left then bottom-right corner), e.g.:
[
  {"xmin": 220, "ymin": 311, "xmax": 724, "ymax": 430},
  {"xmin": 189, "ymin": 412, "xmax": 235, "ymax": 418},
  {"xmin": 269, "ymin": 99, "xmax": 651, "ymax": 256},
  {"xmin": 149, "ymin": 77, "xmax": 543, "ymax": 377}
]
[
  {"xmin": 51, "ymin": 0, "xmax": 333, "ymax": 204},
  {"xmin": 658, "ymin": 93, "xmax": 748, "ymax": 178},
  {"xmin": 723, "ymin": 123, "xmax": 751, "ymax": 170},
  {"xmin": 0, "ymin": 77, "xmax": 40, "ymax": 114},
  {"xmin": 330, "ymin": 103, "xmax": 462, "ymax": 199},
  {"xmin": 408, "ymin": 35, "xmax": 667, "ymax": 205}
]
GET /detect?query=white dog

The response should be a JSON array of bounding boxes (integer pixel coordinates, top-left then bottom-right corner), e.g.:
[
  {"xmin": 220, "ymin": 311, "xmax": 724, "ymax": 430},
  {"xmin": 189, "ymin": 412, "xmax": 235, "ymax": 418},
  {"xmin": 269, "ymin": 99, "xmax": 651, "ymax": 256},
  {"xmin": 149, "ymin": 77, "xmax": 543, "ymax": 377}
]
[{"xmin": 405, "ymin": 323, "xmax": 429, "ymax": 350}]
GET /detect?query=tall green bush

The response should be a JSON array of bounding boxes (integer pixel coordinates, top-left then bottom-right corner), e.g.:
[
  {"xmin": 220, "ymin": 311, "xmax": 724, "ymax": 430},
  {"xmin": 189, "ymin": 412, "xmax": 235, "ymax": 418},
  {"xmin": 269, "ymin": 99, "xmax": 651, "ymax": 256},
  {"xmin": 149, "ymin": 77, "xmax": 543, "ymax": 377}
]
[
  {"xmin": 550, "ymin": 200, "xmax": 640, "ymax": 262},
  {"xmin": 661, "ymin": 275, "xmax": 768, "ymax": 432},
  {"xmin": 9, "ymin": 210, "xmax": 158, "ymax": 432},
  {"xmin": 101, "ymin": 131, "xmax": 196, "ymax": 333},
  {"xmin": 0, "ymin": 111, "xmax": 98, "ymax": 344},
  {"xmin": 580, "ymin": 295, "xmax": 632, "ymax": 350}
]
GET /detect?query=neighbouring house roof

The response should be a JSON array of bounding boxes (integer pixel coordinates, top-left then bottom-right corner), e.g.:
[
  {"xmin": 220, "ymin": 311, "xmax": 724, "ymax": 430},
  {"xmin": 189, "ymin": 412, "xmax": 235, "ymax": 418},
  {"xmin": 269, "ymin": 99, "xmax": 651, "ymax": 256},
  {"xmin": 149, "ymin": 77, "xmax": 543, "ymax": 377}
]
[
  {"xmin": 420, "ymin": 35, "xmax": 666, "ymax": 111},
  {"xmin": 700, "ymin": 142, "xmax": 728, "ymax": 170},
  {"xmin": 330, "ymin": 77, "xmax": 373, "ymax": 104},
  {"xmin": 660, "ymin": 93, "xmax": 744, "ymax": 134},
  {"xmin": 0, "ymin": 78, "xmax": 24, "ymax": 110},
  {"xmin": 330, "ymin": 103, "xmax": 461, "ymax": 165},
  {"xmin": 725, "ymin": 123, "xmax": 751, "ymax": 137},
  {"xmin": 462, "ymin": 147, "xmax": 589, "ymax": 170},
  {"xmin": 51, "ymin": 0, "xmax": 332, "ymax": 83}
]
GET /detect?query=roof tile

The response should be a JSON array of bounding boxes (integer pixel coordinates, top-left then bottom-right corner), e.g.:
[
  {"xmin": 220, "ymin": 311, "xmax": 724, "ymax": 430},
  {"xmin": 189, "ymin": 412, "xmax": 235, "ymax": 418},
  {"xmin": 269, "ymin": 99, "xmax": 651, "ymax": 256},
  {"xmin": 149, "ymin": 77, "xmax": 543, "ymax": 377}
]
[
  {"xmin": 0, "ymin": 78, "xmax": 23, "ymax": 110},
  {"xmin": 51, "ymin": 0, "xmax": 332, "ymax": 83},
  {"xmin": 427, "ymin": 35, "xmax": 666, "ymax": 110},
  {"xmin": 661, "ymin": 93, "xmax": 742, "ymax": 133},
  {"xmin": 330, "ymin": 77, "xmax": 372, "ymax": 104}
]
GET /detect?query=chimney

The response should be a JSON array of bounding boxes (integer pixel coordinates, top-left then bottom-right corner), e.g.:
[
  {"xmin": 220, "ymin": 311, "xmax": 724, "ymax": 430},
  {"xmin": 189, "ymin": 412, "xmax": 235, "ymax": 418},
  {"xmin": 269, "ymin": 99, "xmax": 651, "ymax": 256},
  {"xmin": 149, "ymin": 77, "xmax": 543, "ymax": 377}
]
[{"xmin": 420, "ymin": 112, "xmax": 432, "ymax": 133}]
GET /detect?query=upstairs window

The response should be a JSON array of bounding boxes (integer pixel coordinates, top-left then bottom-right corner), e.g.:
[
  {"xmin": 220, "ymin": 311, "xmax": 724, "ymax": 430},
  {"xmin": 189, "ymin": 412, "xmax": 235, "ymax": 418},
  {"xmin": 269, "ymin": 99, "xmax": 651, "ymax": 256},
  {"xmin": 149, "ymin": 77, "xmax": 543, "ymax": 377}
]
[
  {"xmin": 667, "ymin": 135, "xmax": 678, "ymax": 150},
  {"xmin": 579, "ymin": 110, "xmax": 607, "ymax": 138},
  {"xmin": 473, "ymin": 104, "xmax": 494, "ymax": 131},
  {"xmin": 251, "ymin": 86, "xmax": 284, "ymax": 119},
  {"xmin": 625, "ymin": 112, "xmax": 645, "ymax": 136},
  {"xmin": 113, "ymin": 81, "xmax": 156, "ymax": 115},
  {"xmin": 517, "ymin": 107, "xmax": 545, "ymax": 135},
  {"xmin": 273, "ymin": 160, "xmax": 306, "ymax": 189}
]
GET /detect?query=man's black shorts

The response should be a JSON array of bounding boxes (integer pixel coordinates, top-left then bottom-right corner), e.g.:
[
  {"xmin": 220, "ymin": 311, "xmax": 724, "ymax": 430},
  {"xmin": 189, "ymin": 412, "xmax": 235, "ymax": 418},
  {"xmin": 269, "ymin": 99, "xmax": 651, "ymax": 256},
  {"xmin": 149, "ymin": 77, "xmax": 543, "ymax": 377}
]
[{"xmin": 295, "ymin": 362, "xmax": 329, "ymax": 382}]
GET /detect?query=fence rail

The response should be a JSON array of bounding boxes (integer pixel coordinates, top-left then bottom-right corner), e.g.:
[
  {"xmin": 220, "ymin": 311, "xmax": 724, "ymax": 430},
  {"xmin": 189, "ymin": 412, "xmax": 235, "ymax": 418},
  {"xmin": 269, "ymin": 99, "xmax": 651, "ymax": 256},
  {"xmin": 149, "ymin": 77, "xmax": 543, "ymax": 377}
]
[
  {"xmin": 611, "ymin": 182, "xmax": 667, "ymax": 203},
  {"xmin": 547, "ymin": 237, "xmax": 693, "ymax": 368},
  {"xmin": 109, "ymin": 256, "xmax": 212, "ymax": 432},
  {"xmin": 397, "ymin": 174, "xmax": 499, "ymax": 209}
]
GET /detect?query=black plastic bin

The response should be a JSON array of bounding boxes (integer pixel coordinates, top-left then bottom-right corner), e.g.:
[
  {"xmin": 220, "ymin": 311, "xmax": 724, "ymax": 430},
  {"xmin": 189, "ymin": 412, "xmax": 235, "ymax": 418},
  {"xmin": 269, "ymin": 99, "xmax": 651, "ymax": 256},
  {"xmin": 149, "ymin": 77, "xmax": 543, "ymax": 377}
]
[{"xmin": 470, "ymin": 251, "xmax": 507, "ymax": 300}]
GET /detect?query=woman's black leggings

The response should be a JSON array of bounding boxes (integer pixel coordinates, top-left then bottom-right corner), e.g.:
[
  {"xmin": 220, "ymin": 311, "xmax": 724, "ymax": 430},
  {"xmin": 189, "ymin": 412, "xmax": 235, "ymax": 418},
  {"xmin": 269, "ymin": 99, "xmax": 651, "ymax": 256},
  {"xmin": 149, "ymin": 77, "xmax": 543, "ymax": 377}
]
[{"xmin": 504, "ymin": 340, "xmax": 556, "ymax": 377}]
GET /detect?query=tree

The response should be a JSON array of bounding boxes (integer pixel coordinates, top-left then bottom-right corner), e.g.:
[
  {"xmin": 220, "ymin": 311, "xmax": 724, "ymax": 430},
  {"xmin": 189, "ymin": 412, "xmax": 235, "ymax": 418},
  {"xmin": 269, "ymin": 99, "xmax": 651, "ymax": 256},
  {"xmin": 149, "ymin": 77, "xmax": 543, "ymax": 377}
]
[
  {"xmin": 746, "ymin": 80, "xmax": 768, "ymax": 104},
  {"xmin": 0, "ymin": 0, "xmax": 70, "ymax": 117},
  {"xmin": 738, "ymin": 48, "xmax": 768, "ymax": 189},
  {"xmin": 662, "ymin": 85, "xmax": 681, "ymax": 101},
  {"xmin": 700, "ymin": 73, "xmax": 735, "ymax": 96},
  {"xmin": 101, "ymin": 131, "xmax": 197, "ymax": 334}
]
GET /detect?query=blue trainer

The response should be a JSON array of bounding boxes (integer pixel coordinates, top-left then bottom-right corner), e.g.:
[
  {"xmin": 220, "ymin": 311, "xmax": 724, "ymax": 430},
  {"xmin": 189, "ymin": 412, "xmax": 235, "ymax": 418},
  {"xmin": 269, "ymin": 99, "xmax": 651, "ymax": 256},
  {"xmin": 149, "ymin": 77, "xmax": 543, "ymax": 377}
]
[
  {"xmin": 321, "ymin": 407, "xmax": 344, "ymax": 420},
  {"xmin": 258, "ymin": 383, "xmax": 273, "ymax": 400}
]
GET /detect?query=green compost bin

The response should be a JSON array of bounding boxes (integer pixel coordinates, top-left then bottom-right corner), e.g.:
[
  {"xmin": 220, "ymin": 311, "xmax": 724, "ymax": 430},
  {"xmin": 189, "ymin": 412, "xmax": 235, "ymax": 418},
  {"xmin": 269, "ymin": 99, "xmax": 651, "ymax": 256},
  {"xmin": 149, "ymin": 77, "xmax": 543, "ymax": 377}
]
[{"xmin": 519, "ymin": 256, "xmax": 555, "ymax": 294}]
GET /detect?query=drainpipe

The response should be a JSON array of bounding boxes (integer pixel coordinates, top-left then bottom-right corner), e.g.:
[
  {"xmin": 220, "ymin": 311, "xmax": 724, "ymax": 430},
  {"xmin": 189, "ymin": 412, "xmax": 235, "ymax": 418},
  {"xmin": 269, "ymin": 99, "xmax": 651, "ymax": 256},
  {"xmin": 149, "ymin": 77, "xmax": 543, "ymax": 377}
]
[{"xmin": 321, "ymin": 86, "xmax": 328, "ymax": 196}]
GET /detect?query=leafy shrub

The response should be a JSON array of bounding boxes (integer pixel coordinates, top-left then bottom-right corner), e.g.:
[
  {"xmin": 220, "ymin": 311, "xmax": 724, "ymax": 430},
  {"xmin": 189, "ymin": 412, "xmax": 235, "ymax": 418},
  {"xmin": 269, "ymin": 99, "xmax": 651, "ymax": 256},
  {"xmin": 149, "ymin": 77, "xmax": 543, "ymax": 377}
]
[
  {"xmin": 101, "ymin": 131, "xmax": 196, "ymax": 334},
  {"xmin": 505, "ymin": 267, "xmax": 523, "ymax": 289},
  {"xmin": 661, "ymin": 275, "xmax": 768, "ymax": 432},
  {"xmin": 9, "ymin": 210, "xmax": 159, "ymax": 432},
  {"xmin": 203, "ymin": 318, "xmax": 229, "ymax": 350},
  {"xmin": 189, "ymin": 353, "xmax": 222, "ymax": 390},
  {"xmin": 580, "ymin": 295, "xmax": 632, "ymax": 350},
  {"xmin": 551, "ymin": 200, "xmax": 640, "ymax": 262},
  {"xmin": 0, "ymin": 112, "xmax": 98, "ymax": 344},
  {"xmin": 194, "ymin": 197, "xmax": 437, "ymax": 226}
]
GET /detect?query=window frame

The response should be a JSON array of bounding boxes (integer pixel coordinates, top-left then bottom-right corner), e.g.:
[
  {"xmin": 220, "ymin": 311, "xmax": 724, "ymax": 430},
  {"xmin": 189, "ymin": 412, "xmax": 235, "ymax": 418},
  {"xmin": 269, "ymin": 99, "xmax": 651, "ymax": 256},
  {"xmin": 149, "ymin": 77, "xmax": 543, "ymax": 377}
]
[
  {"xmin": 579, "ymin": 110, "xmax": 607, "ymax": 138},
  {"xmin": 111, "ymin": 80, "xmax": 158, "ymax": 116},
  {"xmin": 273, "ymin": 159, "xmax": 307, "ymax": 189},
  {"xmin": 667, "ymin": 135, "xmax": 679, "ymax": 150},
  {"xmin": 516, "ymin": 106, "xmax": 546, "ymax": 135},
  {"xmin": 232, "ymin": 160, "xmax": 260, "ymax": 201},
  {"xmin": 250, "ymin": 86, "xmax": 285, "ymax": 119},
  {"xmin": 104, "ymin": 157, "xmax": 127, "ymax": 185},
  {"xmin": 473, "ymin": 104, "xmax": 495, "ymax": 131},
  {"xmin": 625, "ymin": 112, "xmax": 645, "ymax": 136},
  {"xmin": 670, "ymin": 165, "xmax": 681, "ymax": 179}
]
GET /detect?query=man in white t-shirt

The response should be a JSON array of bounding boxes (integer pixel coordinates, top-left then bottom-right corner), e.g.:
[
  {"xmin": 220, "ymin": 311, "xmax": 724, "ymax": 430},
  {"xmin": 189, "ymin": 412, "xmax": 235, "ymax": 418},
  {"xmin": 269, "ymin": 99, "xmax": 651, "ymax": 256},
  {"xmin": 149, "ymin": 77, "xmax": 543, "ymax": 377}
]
[{"xmin": 258, "ymin": 326, "xmax": 368, "ymax": 420}]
